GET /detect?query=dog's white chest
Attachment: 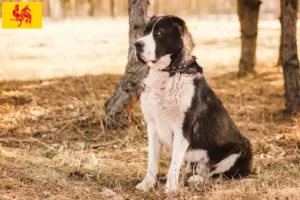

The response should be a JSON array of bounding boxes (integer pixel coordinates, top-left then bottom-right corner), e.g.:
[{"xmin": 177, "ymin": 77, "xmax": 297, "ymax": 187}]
[{"xmin": 141, "ymin": 70, "xmax": 195, "ymax": 148}]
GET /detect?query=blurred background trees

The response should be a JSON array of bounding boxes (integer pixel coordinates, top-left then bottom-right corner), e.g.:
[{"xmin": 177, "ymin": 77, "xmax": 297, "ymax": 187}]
[
  {"xmin": 0, "ymin": 0, "xmax": 282, "ymax": 19},
  {"xmin": 237, "ymin": 0, "xmax": 261, "ymax": 76}
]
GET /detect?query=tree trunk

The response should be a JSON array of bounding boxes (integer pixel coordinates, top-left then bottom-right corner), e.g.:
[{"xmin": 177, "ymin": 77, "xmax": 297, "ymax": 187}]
[
  {"xmin": 42, "ymin": 0, "xmax": 51, "ymax": 17},
  {"xmin": 70, "ymin": 0, "xmax": 76, "ymax": 18},
  {"xmin": 49, "ymin": 0, "xmax": 63, "ymax": 19},
  {"xmin": 110, "ymin": 0, "xmax": 115, "ymax": 18},
  {"xmin": 88, "ymin": 0, "xmax": 95, "ymax": 16},
  {"xmin": 94, "ymin": 0, "xmax": 101, "ymax": 16},
  {"xmin": 237, "ymin": 0, "xmax": 261, "ymax": 76},
  {"xmin": 105, "ymin": 0, "xmax": 150, "ymax": 128},
  {"xmin": 280, "ymin": 0, "xmax": 300, "ymax": 112}
]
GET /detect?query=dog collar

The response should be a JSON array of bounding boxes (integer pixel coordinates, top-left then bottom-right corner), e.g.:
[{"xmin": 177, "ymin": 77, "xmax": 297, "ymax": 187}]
[{"xmin": 160, "ymin": 56, "xmax": 203, "ymax": 74}]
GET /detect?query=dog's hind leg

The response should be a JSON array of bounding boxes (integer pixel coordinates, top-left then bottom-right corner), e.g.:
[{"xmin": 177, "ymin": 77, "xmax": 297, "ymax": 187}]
[
  {"xmin": 209, "ymin": 153, "xmax": 241, "ymax": 177},
  {"xmin": 209, "ymin": 142, "xmax": 253, "ymax": 179}
]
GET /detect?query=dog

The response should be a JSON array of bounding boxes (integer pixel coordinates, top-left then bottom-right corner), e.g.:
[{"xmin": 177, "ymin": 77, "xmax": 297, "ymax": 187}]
[{"xmin": 134, "ymin": 15, "xmax": 253, "ymax": 192}]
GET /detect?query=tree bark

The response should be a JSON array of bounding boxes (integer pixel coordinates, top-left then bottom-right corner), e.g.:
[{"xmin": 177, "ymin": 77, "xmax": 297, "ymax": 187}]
[
  {"xmin": 280, "ymin": 0, "xmax": 300, "ymax": 112},
  {"xmin": 105, "ymin": 0, "xmax": 150, "ymax": 128},
  {"xmin": 237, "ymin": 0, "xmax": 261, "ymax": 76}
]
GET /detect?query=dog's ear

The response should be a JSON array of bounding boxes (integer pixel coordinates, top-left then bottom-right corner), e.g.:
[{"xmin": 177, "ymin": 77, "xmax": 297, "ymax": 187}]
[
  {"xmin": 150, "ymin": 15, "xmax": 158, "ymax": 21},
  {"xmin": 170, "ymin": 16, "xmax": 186, "ymax": 34}
]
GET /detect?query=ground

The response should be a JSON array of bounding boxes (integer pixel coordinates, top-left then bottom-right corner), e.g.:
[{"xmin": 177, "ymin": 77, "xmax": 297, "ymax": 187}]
[{"xmin": 0, "ymin": 17, "xmax": 300, "ymax": 200}]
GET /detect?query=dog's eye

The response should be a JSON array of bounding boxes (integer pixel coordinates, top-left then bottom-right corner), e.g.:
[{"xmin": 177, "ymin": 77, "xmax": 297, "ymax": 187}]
[
  {"xmin": 143, "ymin": 30, "xmax": 147, "ymax": 34},
  {"xmin": 157, "ymin": 31, "xmax": 162, "ymax": 36}
]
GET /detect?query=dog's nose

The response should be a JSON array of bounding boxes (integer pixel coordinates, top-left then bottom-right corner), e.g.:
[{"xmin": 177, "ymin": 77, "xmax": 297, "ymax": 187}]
[{"xmin": 135, "ymin": 40, "xmax": 145, "ymax": 49}]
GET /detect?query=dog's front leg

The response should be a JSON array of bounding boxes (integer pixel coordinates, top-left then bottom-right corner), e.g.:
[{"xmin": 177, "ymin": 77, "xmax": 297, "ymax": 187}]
[
  {"xmin": 165, "ymin": 128, "xmax": 189, "ymax": 193},
  {"xmin": 136, "ymin": 121, "xmax": 162, "ymax": 192}
]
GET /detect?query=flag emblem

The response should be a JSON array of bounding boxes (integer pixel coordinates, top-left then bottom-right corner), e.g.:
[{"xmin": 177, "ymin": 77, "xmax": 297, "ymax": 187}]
[{"xmin": 2, "ymin": 2, "xmax": 42, "ymax": 29}]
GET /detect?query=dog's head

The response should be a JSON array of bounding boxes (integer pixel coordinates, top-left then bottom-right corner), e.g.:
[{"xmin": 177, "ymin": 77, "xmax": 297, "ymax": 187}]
[{"xmin": 135, "ymin": 15, "xmax": 194, "ymax": 65}]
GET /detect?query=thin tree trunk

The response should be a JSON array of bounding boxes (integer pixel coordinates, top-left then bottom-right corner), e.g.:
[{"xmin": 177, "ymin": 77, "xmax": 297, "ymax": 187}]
[
  {"xmin": 280, "ymin": 0, "xmax": 300, "ymax": 112},
  {"xmin": 95, "ymin": 0, "xmax": 101, "ymax": 16},
  {"xmin": 49, "ymin": 0, "xmax": 63, "ymax": 19},
  {"xmin": 70, "ymin": 0, "xmax": 76, "ymax": 18},
  {"xmin": 42, "ymin": 0, "xmax": 51, "ymax": 17},
  {"xmin": 88, "ymin": 0, "xmax": 95, "ymax": 16},
  {"xmin": 110, "ymin": 0, "xmax": 115, "ymax": 18},
  {"xmin": 237, "ymin": 0, "xmax": 261, "ymax": 76},
  {"xmin": 105, "ymin": 0, "xmax": 150, "ymax": 128}
]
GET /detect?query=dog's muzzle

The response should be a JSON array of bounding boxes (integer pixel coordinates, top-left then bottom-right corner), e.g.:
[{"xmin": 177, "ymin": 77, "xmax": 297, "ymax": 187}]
[{"xmin": 135, "ymin": 40, "xmax": 147, "ymax": 62}]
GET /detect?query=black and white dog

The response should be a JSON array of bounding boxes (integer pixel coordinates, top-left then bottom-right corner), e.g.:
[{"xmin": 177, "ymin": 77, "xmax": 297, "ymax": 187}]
[{"xmin": 134, "ymin": 15, "xmax": 252, "ymax": 192}]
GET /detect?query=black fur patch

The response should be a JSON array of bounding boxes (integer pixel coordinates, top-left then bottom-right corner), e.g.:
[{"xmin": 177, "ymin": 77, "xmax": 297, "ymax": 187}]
[{"xmin": 183, "ymin": 77, "xmax": 253, "ymax": 178}]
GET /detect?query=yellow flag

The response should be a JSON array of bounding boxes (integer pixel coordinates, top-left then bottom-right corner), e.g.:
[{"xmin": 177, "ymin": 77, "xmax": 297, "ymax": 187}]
[{"xmin": 2, "ymin": 2, "xmax": 42, "ymax": 29}]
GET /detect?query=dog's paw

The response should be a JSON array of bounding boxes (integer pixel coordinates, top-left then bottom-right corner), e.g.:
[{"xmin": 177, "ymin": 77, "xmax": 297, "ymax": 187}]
[
  {"xmin": 188, "ymin": 175, "xmax": 205, "ymax": 184},
  {"xmin": 164, "ymin": 182, "xmax": 178, "ymax": 193},
  {"xmin": 164, "ymin": 177, "xmax": 178, "ymax": 193},
  {"xmin": 135, "ymin": 177, "xmax": 156, "ymax": 192}
]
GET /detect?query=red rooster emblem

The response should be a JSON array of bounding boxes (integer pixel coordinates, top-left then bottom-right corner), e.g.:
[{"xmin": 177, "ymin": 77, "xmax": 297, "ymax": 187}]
[{"xmin": 10, "ymin": 4, "xmax": 32, "ymax": 27}]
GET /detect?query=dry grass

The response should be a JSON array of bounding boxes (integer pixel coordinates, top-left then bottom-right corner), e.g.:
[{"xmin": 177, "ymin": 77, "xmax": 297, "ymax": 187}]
[
  {"xmin": 0, "ymin": 18, "xmax": 300, "ymax": 200},
  {"xmin": 0, "ymin": 66, "xmax": 299, "ymax": 200}
]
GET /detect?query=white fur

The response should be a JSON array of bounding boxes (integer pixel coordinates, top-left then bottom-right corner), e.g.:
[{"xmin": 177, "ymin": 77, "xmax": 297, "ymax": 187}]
[
  {"xmin": 165, "ymin": 127, "xmax": 189, "ymax": 192},
  {"xmin": 136, "ymin": 57, "xmax": 199, "ymax": 192},
  {"xmin": 147, "ymin": 54, "xmax": 172, "ymax": 70},
  {"xmin": 136, "ymin": 18, "xmax": 162, "ymax": 62},
  {"xmin": 209, "ymin": 153, "xmax": 241, "ymax": 176}
]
